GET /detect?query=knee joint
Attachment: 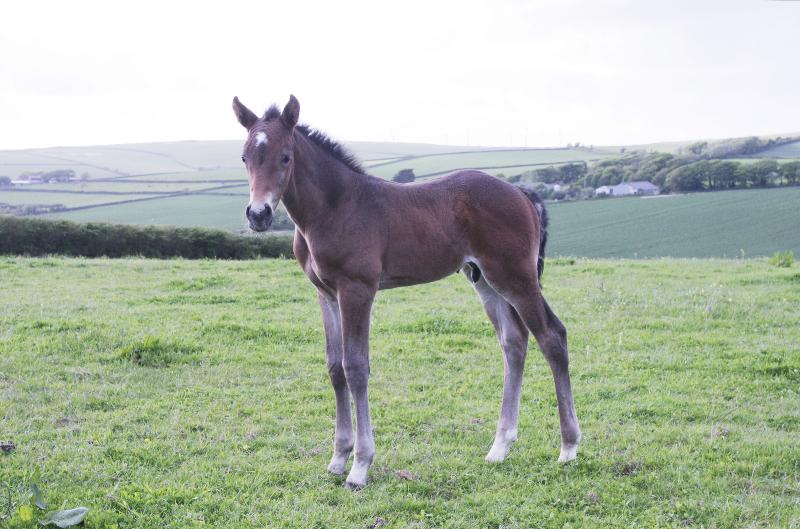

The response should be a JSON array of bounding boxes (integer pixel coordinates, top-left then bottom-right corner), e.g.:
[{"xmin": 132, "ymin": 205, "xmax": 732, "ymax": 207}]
[{"xmin": 327, "ymin": 358, "xmax": 347, "ymax": 386}]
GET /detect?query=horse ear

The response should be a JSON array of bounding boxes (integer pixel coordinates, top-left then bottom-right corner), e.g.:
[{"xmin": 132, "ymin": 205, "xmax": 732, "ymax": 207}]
[
  {"xmin": 232, "ymin": 96, "xmax": 258, "ymax": 130},
  {"xmin": 281, "ymin": 95, "xmax": 300, "ymax": 129}
]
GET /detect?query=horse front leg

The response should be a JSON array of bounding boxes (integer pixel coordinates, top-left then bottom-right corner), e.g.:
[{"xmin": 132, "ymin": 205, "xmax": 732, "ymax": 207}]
[
  {"xmin": 337, "ymin": 282, "xmax": 377, "ymax": 489},
  {"xmin": 318, "ymin": 291, "xmax": 353, "ymax": 475}
]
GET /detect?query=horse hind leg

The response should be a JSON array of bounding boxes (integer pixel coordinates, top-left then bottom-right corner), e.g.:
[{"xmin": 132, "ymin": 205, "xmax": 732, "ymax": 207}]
[
  {"xmin": 481, "ymin": 264, "xmax": 581, "ymax": 462},
  {"xmin": 468, "ymin": 266, "xmax": 529, "ymax": 463},
  {"xmin": 518, "ymin": 293, "xmax": 581, "ymax": 461}
]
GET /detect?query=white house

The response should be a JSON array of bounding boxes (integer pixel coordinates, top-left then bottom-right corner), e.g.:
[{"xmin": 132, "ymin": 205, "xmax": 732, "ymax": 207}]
[{"xmin": 595, "ymin": 181, "xmax": 660, "ymax": 196}]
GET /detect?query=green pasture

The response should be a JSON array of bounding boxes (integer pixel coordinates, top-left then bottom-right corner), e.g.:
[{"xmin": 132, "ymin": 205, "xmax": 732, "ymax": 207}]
[
  {"xmin": 0, "ymin": 191, "xmax": 162, "ymax": 209},
  {"xmin": 35, "ymin": 146, "xmax": 194, "ymax": 175},
  {"xmin": 0, "ymin": 257, "xmax": 798, "ymax": 528},
  {"xmin": 368, "ymin": 149, "xmax": 609, "ymax": 179},
  {"xmin": 21, "ymin": 181, "xmax": 228, "ymax": 194},
  {"xmin": 44, "ymin": 194, "xmax": 249, "ymax": 230},
  {"xmin": 122, "ymin": 169, "xmax": 244, "ymax": 182},
  {"xmin": 347, "ymin": 142, "xmax": 500, "ymax": 160}
]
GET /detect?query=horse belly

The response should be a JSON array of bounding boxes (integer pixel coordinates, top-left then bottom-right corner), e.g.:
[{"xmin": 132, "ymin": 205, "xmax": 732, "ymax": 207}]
[{"xmin": 379, "ymin": 234, "xmax": 464, "ymax": 289}]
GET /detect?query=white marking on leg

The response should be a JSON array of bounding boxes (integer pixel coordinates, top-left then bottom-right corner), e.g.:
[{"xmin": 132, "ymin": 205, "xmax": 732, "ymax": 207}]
[
  {"xmin": 327, "ymin": 453, "xmax": 349, "ymax": 475},
  {"xmin": 345, "ymin": 460, "xmax": 369, "ymax": 488},
  {"xmin": 486, "ymin": 427, "xmax": 517, "ymax": 463},
  {"xmin": 472, "ymin": 278, "xmax": 528, "ymax": 465},
  {"xmin": 558, "ymin": 430, "xmax": 581, "ymax": 462},
  {"xmin": 558, "ymin": 443, "xmax": 579, "ymax": 463}
]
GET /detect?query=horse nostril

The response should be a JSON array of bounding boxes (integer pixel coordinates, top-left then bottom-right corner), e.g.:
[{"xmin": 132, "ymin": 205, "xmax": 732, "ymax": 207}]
[
  {"xmin": 245, "ymin": 205, "xmax": 252, "ymax": 218},
  {"xmin": 264, "ymin": 205, "xmax": 272, "ymax": 218}
]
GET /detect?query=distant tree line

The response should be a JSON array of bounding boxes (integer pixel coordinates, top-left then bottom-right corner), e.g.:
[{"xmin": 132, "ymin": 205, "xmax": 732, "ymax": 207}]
[
  {"xmin": 0, "ymin": 216, "xmax": 294, "ymax": 259},
  {"xmin": 501, "ymin": 136, "xmax": 800, "ymax": 196},
  {"xmin": 577, "ymin": 155, "xmax": 799, "ymax": 192}
]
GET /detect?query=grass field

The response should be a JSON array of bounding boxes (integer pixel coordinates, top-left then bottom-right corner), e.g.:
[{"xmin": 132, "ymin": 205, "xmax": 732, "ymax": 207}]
[
  {"xmin": 546, "ymin": 187, "xmax": 800, "ymax": 258},
  {"xmin": 0, "ymin": 257, "xmax": 798, "ymax": 528}
]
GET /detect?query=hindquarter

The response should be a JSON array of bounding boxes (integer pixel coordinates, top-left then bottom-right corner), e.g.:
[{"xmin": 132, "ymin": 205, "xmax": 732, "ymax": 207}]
[{"xmin": 452, "ymin": 173, "xmax": 540, "ymax": 272}]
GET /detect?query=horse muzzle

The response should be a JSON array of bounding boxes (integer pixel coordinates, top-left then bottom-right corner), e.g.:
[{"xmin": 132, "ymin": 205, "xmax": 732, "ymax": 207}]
[{"xmin": 246, "ymin": 204, "xmax": 273, "ymax": 232}]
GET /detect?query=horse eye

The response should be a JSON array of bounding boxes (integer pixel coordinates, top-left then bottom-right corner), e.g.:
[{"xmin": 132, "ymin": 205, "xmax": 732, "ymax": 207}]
[
  {"xmin": 241, "ymin": 155, "xmax": 246, "ymax": 164},
  {"xmin": 282, "ymin": 155, "xmax": 291, "ymax": 165}
]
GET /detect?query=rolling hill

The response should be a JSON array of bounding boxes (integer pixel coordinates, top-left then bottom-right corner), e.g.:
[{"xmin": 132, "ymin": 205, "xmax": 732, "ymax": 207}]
[{"xmin": 1, "ymin": 136, "xmax": 799, "ymax": 258}]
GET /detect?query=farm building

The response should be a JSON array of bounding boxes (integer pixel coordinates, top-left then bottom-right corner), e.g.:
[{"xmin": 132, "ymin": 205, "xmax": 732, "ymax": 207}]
[{"xmin": 595, "ymin": 181, "xmax": 660, "ymax": 196}]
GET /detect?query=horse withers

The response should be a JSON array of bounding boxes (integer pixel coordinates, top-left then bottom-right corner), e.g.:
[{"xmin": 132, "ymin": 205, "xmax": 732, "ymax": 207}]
[{"xmin": 233, "ymin": 95, "xmax": 581, "ymax": 489}]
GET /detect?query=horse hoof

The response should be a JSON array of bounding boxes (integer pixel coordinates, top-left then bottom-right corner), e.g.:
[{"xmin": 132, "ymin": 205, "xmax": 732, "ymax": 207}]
[
  {"xmin": 558, "ymin": 443, "xmax": 578, "ymax": 463},
  {"xmin": 344, "ymin": 479, "xmax": 366, "ymax": 490},
  {"xmin": 485, "ymin": 448, "xmax": 507, "ymax": 463},
  {"xmin": 327, "ymin": 460, "xmax": 347, "ymax": 475},
  {"xmin": 485, "ymin": 434, "xmax": 515, "ymax": 463}
]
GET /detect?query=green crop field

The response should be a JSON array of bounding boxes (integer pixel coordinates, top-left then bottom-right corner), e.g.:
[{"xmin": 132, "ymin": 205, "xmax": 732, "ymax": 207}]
[
  {"xmin": 1, "ymin": 257, "xmax": 798, "ymax": 528},
  {"xmin": 547, "ymin": 187, "xmax": 800, "ymax": 258}
]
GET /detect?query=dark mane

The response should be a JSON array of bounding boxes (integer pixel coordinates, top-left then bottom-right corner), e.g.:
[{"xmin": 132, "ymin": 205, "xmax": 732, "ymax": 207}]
[
  {"xmin": 262, "ymin": 104, "xmax": 281, "ymax": 121},
  {"xmin": 261, "ymin": 104, "xmax": 364, "ymax": 174},
  {"xmin": 296, "ymin": 125, "xmax": 365, "ymax": 174}
]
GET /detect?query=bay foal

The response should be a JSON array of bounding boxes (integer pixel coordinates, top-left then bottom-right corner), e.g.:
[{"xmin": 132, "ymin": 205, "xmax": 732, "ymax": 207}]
[{"xmin": 233, "ymin": 95, "xmax": 581, "ymax": 489}]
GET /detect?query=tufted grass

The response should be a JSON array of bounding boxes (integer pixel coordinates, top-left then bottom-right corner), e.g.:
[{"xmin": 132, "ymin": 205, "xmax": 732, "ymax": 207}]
[{"xmin": 1, "ymin": 257, "xmax": 798, "ymax": 528}]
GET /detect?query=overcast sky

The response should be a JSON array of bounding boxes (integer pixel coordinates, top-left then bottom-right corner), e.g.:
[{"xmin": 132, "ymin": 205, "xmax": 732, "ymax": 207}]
[{"xmin": 2, "ymin": 0, "xmax": 798, "ymax": 150}]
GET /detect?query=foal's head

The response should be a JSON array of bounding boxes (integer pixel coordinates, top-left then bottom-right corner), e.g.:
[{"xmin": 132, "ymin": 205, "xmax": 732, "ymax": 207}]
[{"xmin": 232, "ymin": 95, "xmax": 300, "ymax": 232}]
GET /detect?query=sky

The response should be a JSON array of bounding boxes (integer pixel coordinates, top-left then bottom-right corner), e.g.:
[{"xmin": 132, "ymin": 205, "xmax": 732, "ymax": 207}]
[{"xmin": 2, "ymin": 0, "xmax": 799, "ymax": 150}]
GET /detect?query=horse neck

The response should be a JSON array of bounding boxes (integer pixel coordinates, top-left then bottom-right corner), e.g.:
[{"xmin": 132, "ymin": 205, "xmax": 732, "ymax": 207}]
[{"xmin": 281, "ymin": 131, "xmax": 361, "ymax": 232}]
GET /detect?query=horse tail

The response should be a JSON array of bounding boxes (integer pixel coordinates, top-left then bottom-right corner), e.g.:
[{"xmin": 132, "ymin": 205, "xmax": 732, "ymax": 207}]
[{"xmin": 518, "ymin": 186, "xmax": 549, "ymax": 279}]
